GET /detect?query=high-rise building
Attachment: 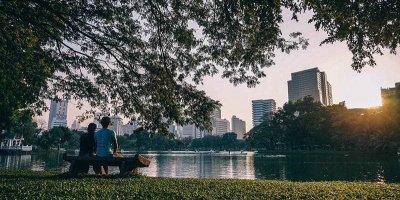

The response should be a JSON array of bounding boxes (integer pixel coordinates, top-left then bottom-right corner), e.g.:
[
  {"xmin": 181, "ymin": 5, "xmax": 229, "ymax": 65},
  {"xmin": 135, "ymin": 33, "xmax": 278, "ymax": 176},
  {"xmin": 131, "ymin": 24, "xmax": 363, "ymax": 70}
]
[
  {"xmin": 252, "ymin": 99, "xmax": 276, "ymax": 127},
  {"xmin": 48, "ymin": 100, "xmax": 68, "ymax": 129},
  {"xmin": 210, "ymin": 108, "xmax": 222, "ymax": 134},
  {"xmin": 123, "ymin": 121, "xmax": 137, "ymax": 135},
  {"xmin": 213, "ymin": 108, "xmax": 221, "ymax": 120},
  {"xmin": 92, "ymin": 112, "xmax": 103, "ymax": 131},
  {"xmin": 110, "ymin": 115, "xmax": 124, "ymax": 136},
  {"xmin": 288, "ymin": 67, "xmax": 333, "ymax": 106},
  {"xmin": 178, "ymin": 108, "xmax": 229, "ymax": 138},
  {"xmin": 215, "ymin": 118, "xmax": 230, "ymax": 136},
  {"xmin": 181, "ymin": 124, "xmax": 202, "ymax": 139},
  {"xmin": 231, "ymin": 115, "xmax": 246, "ymax": 139}
]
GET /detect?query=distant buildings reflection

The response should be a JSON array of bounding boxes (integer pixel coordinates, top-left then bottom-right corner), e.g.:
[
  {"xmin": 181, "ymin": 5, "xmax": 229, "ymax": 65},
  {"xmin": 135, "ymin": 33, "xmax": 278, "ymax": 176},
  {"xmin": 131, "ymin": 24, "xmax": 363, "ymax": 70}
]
[
  {"xmin": 1, "ymin": 153, "xmax": 400, "ymax": 182},
  {"xmin": 142, "ymin": 152, "xmax": 256, "ymax": 179},
  {"xmin": 0, "ymin": 154, "xmax": 31, "ymax": 170}
]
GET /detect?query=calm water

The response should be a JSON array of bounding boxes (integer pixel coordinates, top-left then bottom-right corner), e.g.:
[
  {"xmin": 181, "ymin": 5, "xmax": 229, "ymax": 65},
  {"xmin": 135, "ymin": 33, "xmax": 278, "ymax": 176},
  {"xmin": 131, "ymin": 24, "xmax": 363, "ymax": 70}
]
[{"xmin": 1, "ymin": 151, "xmax": 400, "ymax": 182}]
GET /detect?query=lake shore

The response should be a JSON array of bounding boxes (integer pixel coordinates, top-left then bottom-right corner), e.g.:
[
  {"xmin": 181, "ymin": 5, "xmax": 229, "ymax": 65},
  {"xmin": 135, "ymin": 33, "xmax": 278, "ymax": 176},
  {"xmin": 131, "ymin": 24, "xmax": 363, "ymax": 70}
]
[
  {"xmin": 256, "ymin": 149, "xmax": 399, "ymax": 156},
  {"xmin": 1, "ymin": 170, "xmax": 400, "ymax": 199}
]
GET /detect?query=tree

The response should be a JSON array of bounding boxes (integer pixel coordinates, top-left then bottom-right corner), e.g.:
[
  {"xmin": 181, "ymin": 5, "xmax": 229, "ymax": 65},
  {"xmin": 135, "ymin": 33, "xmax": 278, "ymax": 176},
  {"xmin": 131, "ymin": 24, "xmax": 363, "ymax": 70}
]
[
  {"xmin": 221, "ymin": 132, "xmax": 237, "ymax": 150},
  {"xmin": 201, "ymin": 135, "xmax": 222, "ymax": 150},
  {"xmin": 1, "ymin": 0, "xmax": 398, "ymax": 133},
  {"xmin": 300, "ymin": 1, "xmax": 400, "ymax": 71},
  {"xmin": 65, "ymin": 130, "xmax": 85, "ymax": 150},
  {"xmin": 191, "ymin": 138, "xmax": 204, "ymax": 150},
  {"xmin": 37, "ymin": 126, "xmax": 72, "ymax": 150},
  {"xmin": 132, "ymin": 129, "xmax": 151, "ymax": 151},
  {"xmin": 268, "ymin": 96, "xmax": 332, "ymax": 149},
  {"xmin": 35, "ymin": 119, "xmax": 48, "ymax": 131},
  {"xmin": 4, "ymin": 110, "xmax": 39, "ymax": 145},
  {"xmin": 245, "ymin": 121, "xmax": 280, "ymax": 150}
]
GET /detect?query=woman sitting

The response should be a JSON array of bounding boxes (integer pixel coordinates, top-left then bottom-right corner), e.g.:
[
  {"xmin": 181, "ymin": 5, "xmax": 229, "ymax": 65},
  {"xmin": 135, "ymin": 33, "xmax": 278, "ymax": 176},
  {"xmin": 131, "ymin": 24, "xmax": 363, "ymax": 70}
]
[{"xmin": 79, "ymin": 123, "xmax": 101, "ymax": 174}]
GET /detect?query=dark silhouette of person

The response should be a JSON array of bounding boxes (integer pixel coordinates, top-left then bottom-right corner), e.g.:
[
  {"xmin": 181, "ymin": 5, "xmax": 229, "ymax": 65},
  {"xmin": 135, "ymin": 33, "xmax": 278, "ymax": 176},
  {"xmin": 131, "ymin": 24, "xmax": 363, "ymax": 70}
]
[{"xmin": 79, "ymin": 123, "xmax": 101, "ymax": 174}]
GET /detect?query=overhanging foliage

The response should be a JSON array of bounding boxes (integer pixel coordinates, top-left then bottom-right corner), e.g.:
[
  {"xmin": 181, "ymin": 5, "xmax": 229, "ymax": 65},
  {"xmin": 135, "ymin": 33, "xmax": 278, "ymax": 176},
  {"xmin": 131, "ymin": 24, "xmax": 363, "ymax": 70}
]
[{"xmin": 1, "ymin": 0, "xmax": 398, "ymax": 134}]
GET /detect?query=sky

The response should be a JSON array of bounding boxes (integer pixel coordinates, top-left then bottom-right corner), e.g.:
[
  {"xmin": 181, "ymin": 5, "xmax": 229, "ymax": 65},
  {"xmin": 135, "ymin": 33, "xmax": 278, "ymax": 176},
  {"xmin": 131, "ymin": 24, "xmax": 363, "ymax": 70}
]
[{"xmin": 39, "ymin": 10, "xmax": 400, "ymax": 132}]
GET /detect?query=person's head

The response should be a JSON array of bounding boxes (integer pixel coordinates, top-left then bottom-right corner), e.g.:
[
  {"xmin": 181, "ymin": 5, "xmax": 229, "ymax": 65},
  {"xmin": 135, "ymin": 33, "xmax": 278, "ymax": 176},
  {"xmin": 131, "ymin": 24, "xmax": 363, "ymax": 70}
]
[
  {"xmin": 100, "ymin": 116, "xmax": 111, "ymax": 128},
  {"xmin": 87, "ymin": 123, "xmax": 97, "ymax": 134}
]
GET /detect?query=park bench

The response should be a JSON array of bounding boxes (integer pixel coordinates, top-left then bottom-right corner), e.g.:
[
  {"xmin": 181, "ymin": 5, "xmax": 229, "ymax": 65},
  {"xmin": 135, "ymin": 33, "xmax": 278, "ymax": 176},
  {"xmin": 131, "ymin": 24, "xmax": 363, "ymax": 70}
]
[{"xmin": 62, "ymin": 153, "xmax": 150, "ymax": 175}]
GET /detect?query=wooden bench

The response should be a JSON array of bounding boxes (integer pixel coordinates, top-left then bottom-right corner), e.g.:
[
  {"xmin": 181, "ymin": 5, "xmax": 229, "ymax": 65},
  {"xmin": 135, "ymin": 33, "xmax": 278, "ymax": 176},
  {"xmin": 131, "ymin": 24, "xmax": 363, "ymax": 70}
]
[{"xmin": 62, "ymin": 153, "xmax": 150, "ymax": 175}]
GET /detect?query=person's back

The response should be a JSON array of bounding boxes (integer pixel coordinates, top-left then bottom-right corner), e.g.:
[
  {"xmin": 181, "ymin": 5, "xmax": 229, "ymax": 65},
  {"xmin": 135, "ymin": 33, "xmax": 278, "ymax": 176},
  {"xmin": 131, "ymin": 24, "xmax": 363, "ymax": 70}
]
[
  {"xmin": 79, "ymin": 133, "xmax": 92, "ymax": 156},
  {"xmin": 94, "ymin": 116, "xmax": 118, "ymax": 174},
  {"xmin": 95, "ymin": 128, "xmax": 116, "ymax": 157},
  {"xmin": 79, "ymin": 123, "xmax": 97, "ymax": 156},
  {"xmin": 78, "ymin": 123, "xmax": 98, "ymax": 174}
]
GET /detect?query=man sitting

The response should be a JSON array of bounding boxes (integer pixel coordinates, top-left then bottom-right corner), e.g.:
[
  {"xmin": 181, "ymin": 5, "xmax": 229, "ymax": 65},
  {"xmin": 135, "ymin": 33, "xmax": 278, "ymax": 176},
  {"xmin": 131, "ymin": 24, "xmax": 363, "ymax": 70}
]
[{"xmin": 95, "ymin": 116, "xmax": 119, "ymax": 174}]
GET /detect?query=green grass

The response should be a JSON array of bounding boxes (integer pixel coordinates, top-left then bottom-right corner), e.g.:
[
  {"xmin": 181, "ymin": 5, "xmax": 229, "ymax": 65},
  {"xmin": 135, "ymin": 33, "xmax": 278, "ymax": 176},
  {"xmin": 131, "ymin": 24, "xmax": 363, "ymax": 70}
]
[{"xmin": 1, "ymin": 170, "xmax": 400, "ymax": 199}]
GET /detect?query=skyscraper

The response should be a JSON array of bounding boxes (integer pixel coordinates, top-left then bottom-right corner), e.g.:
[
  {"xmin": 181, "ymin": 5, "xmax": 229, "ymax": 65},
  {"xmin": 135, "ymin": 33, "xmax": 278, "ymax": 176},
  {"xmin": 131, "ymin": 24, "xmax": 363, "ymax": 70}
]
[
  {"xmin": 231, "ymin": 115, "xmax": 246, "ymax": 139},
  {"xmin": 48, "ymin": 100, "xmax": 68, "ymax": 129},
  {"xmin": 181, "ymin": 124, "xmax": 202, "ymax": 139},
  {"xmin": 215, "ymin": 118, "xmax": 230, "ymax": 136},
  {"xmin": 213, "ymin": 108, "xmax": 221, "ymax": 119},
  {"xmin": 92, "ymin": 112, "xmax": 103, "ymax": 131},
  {"xmin": 110, "ymin": 115, "xmax": 124, "ymax": 136},
  {"xmin": 288, "ymin": 67, "xmax": 333, "ymax": 106},
  {"xmin": 252, "ymin": 99, "xmax": 276, "ymax": 127}
]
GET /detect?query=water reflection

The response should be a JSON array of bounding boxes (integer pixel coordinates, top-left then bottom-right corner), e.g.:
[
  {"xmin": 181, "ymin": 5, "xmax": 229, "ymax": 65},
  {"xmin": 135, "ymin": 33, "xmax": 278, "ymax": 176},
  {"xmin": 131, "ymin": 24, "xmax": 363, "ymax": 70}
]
[
  {"xmin": 1, "ymin": 152, "xmax": 400, "ymax": 182},
  {"xmin": 253, "ymin": 153, "xmax": 400, "ymax": 182},
  {"xmin": 0, "ymin": 153, "xmax": 71, "ymax": 172},
  {"xmin": 142, "ymin": 153, "xmax": 256, "ymax": 179},
  {"xmin": 0, "ymin": 154, "xmax": 31, "ymax": 170}
]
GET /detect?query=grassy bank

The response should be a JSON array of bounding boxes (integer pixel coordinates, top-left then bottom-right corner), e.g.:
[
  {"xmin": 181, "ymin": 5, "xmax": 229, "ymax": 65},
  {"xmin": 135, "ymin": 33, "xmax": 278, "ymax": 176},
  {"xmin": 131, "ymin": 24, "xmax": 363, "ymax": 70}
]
[{"xmin": 1, "ymin": 170, "xmax": 400, "ymax": 199}]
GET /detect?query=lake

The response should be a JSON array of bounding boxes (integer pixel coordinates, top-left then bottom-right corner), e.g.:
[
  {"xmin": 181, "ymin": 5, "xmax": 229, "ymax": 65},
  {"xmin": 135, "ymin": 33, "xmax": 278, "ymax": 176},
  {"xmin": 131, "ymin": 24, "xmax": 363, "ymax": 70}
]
[{"xmin": 1, "ymin": 151, "xmax": 400, "ymax": 182}]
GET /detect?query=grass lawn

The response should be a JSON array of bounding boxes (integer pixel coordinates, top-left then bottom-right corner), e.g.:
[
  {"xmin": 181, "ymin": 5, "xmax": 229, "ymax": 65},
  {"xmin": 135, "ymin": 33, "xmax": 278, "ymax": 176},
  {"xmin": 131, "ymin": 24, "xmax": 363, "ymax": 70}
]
[{"xmin": 1, "ymin": 170, "xmax": 399, "ymax": 199}]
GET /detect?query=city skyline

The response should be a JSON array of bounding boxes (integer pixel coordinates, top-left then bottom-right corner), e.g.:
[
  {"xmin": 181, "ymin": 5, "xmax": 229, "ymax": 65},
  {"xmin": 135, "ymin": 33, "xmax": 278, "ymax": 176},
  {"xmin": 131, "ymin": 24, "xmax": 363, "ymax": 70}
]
[
  {"xmin": 37, "ymin": 10, "xmax": 400, "ymax": 133},
  {"xmin": 195, "ymin": 10, "xmax": 400, "ymax": 132}
]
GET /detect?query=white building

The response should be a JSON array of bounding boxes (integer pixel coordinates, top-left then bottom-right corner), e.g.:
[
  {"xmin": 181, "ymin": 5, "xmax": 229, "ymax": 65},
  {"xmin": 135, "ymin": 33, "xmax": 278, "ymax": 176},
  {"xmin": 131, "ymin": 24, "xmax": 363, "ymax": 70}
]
[
  {"xmin": 71, "ymin": 120, "xmax": 80, "ymax": 130},
  {"xmin": 0, "ymin": 134, "xmax": 32, "ymax": 152},
  {"xmin": 178, "ymin": 108, "xmax": 229, "ymax": 138},
  {"xmin": 123, "ymin": 122, "xmax": 137, "ymax": 135},
  {"xmin": 176, "ymin": 126, "xmax": 183, "ymax": 138},
  {"xmin": 168, "ymin": 124, "xmax": 179, "ymax": 137},
  {"xmin": 110, "ymin": 115, "xmax": 124, "ymax": 136},
  {"xmin": 48, "ymin": 100, "xmax": 68, "ymax": 129},
  {"xmin": 181, "ymin": 124, "xmax": 202, "ymax": 139},
  {"xmin": 215, "ymin": 118, "xmax": 230, "ymax": 136},
  {"xmin": 50, "ymin": 119, "xmax": 67, "ymax": 128},
  {"xmin": 92, "ymin": 112, "xmax": 102, "ymax": 131},
  {"xmin": 213, "ymin": 108, "xmax": 221, "ymax": 120},
  {"xmin": 231, "ymin": 115, "xmax": 246, "ymax": 139},
  {"xmin": 252, "ymin": 99, "xmax": 276, "ymax": 127},
  {"xmin": 288, "ymin": 67, "xmax": 333, "ymax": 106}
]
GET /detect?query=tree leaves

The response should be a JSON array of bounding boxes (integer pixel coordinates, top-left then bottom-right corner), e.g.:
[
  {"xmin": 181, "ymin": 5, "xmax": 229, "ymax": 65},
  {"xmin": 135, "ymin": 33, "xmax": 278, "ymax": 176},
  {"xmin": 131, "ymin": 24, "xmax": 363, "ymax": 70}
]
[{"xmin": 0, "ymin": 0, "xmax": 397, "ymax": 134}]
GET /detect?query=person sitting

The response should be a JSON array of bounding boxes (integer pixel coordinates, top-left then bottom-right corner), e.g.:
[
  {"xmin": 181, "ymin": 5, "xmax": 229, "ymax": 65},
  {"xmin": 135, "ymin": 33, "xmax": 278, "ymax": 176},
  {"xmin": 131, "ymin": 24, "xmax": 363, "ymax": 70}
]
[
  {"xmin": 78, "ymin": 123, "xmax": 101, "ymax": 174},
  {"xmin": 95, "ymin": 116, "xmax": 119, "ymax": 174}
]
